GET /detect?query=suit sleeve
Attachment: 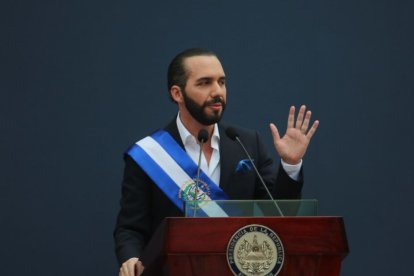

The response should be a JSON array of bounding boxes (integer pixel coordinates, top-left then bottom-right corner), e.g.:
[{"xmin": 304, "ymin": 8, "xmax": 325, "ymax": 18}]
[
  {"xmin": 113, "ymin": 155, "xmax": 152, "ymax": 265},
  {"xmin": 253, "ymin": 131, "xmax": 303, "ymax": 199}
]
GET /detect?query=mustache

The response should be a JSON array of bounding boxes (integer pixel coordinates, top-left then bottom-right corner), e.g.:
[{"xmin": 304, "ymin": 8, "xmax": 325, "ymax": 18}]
[{"xmin": 205, "ymin": 97, "xmax": 225, "ymax": 105}]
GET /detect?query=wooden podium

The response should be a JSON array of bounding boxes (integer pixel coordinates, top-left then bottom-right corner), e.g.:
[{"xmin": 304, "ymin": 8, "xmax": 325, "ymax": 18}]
[{"xmin": 141, "ymin": 217, "xmax": 349, "ymax": 276}]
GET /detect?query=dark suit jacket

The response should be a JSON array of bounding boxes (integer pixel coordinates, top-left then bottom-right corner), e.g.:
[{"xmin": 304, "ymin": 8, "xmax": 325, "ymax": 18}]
[{"xmin": 114, "ymin": 120, "xmax": 303, "ymax": 265}]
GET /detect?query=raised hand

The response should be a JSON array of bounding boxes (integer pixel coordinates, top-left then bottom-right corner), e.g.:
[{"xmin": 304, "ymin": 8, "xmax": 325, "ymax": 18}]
[{"xmin": 269, "ymin": 105, "xmax": 319, "ymax": 165}]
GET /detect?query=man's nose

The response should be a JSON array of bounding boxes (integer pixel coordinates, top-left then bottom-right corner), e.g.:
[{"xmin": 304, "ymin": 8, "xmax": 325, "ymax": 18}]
[{"xmin": 211, "ymin": 81, "xmax": 225, "ymax": 96}]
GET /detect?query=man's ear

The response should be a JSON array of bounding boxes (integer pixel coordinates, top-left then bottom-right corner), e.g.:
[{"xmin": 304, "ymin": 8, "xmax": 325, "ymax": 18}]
[{"xmin": 170, "ymin": 85, "xmax": 183, "ymax": 103}]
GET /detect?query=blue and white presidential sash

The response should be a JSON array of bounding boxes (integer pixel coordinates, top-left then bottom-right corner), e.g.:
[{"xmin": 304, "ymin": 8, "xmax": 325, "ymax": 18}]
[{"xmin": 127, "ymin": 129, "xmax": 229, "ymax": 217}]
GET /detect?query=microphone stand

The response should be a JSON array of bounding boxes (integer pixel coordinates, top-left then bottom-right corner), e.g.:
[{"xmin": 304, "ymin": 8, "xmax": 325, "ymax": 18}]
[
  {"xmin": 193, "ymin": 129, "xmax": 208, "ymax": 217},
  {"xmin": 193, "ymin": 141, "xmax": 204, "ymax": 217},
  {"xmin": 234, "ymin": 136, "xmax": 284, "ymax": 217}
]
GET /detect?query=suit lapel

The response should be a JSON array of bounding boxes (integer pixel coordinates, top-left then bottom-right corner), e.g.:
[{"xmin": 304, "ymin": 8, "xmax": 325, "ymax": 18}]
[
  {"xmin": 218, "ymin": 123, "xmax": 242, "ymax": 194},
  {"xmin": 163, "ymin": 119, "xmax": 185, "ymax": 148}
]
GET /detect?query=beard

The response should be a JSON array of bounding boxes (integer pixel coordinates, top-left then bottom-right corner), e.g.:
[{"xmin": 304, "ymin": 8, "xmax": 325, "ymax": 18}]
[{"xmin": 181, "ymin": 89, "xmax": 226, "ymax": 125}]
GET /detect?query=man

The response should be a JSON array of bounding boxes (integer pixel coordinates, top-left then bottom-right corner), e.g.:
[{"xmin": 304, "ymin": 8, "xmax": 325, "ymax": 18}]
[{"xmin": 114, "ymin": 48, "xmax": 319, "ymax": 276}]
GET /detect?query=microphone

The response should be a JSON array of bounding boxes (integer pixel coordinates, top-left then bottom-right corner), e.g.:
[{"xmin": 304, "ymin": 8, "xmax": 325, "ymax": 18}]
[
  {"xmin": 198, "ymin": 128, "xmax": 209, "ymax": 144},
  {"xmin": 225, "ymin": 127, "xmax": 284, "ymax": 216},
  {"xmin": 193, "ymin": 129, "xmax": 209, "ymax": 215}
]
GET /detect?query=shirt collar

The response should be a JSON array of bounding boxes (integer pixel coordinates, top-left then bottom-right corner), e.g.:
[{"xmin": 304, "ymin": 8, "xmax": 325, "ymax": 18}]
[{"xmin": 176, "ymin": 113, "xmax": 220, "ymax": 150}]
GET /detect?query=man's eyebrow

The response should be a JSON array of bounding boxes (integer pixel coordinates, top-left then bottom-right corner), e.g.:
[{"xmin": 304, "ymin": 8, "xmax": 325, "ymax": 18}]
[
  {"xmin": 195, "ymin": 77, "xmax": 213, "ymax": 83},
  {"xmin": 196, "ymin": 76, "xmax": 226, "ymax": 82},
  {"xmin": 197, "ymin": 77, "xmax": 211, "ymax": 81}
]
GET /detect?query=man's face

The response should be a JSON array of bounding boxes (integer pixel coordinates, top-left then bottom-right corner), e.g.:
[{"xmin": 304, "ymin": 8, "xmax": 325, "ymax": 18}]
[{"xmin": 181, "ymin": 55, "xmax": 227, "ymax": 125}]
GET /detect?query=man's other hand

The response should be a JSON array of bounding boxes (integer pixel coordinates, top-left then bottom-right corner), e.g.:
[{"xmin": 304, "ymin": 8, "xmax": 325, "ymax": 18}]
[{"xmin": 119, "ymin": 257, "xmax": 144, "ymax": 276}]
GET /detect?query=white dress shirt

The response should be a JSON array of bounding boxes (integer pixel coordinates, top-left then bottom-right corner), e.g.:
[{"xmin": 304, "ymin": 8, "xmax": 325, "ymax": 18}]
[
  {"xmin": 176, "ymin": 114, "xmax": 302, "ymax": 186},
  {"xmin": 176, "ymin": 115, "xmax": 221, "ymax": 185}
]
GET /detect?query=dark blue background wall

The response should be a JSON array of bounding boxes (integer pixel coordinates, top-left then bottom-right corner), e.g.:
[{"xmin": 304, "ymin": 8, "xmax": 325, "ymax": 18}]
[{"xmin": 1, "ymin": 1, "xmax": 413, "ymax": 275}]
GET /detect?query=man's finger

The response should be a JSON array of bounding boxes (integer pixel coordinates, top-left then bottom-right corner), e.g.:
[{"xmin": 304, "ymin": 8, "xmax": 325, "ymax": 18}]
[
  {"xmin": 306, "ymin": 120, "xmax": 319, "ymax": 139},
  {"xmin": 295, "ymin": 105, "xmax": 306, "ymax": 129},
  {"xmin": 124, "ymin": 262, "xmax": 134, "ymax": 276},
  {"xmin": 119, "ymin": 265, "xmax": 130, "ymax": 276},
  {"xmin": 287, "ymin": 106, "xmax": 295, "ymax": 128},
  {"xmin": 120, "ymin": 258, "xmax": 139, "ymax": 276},
  {"xmin": 270, "ymin": 123, "xmax": 281, "ymax": 142},
  {"xmin": 301, "ymin": 110, "xmax": 311, "ymax": 133},
  {"xmin": 136, "ymin": 262, "xmax": 145, "ymax": 275}
]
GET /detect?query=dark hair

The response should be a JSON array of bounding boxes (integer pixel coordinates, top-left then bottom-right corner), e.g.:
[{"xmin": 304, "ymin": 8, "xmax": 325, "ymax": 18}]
[{"xmin": 167, "ymin": 48, "xmax": 217, "ymax": 101}]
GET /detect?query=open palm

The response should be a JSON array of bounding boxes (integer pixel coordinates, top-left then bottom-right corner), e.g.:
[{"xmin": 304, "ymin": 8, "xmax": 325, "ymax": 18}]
[{"xmin": 270, "ymin": 105, "xmax": 319, "ymax": 165}]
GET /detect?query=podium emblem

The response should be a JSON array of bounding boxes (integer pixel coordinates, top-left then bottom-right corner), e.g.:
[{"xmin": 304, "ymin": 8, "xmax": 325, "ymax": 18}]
[{"xmin": 227, "ymin": 224, "xmax": 284, "ymax": 276}]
